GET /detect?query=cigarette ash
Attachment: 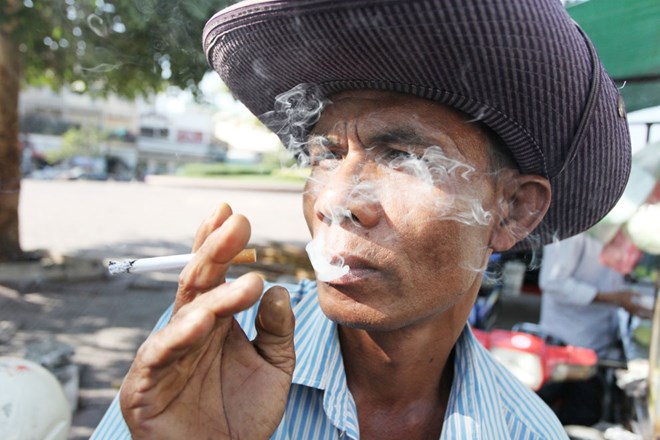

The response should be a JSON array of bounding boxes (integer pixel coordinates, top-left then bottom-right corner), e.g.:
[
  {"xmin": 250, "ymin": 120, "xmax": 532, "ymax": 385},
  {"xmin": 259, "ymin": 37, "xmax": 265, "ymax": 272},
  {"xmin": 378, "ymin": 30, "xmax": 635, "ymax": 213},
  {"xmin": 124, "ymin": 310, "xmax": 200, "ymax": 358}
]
[{"xmin": 107, "ymin": 259, "xmax": 135, "ymax": 275}]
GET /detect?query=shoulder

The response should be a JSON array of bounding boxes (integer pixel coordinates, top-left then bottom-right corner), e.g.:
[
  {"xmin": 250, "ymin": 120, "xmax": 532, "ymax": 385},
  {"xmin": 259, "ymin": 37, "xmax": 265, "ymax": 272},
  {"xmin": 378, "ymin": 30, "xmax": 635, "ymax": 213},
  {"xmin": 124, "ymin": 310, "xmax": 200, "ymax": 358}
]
[{"xmin": 484, "ymin": 347, "xmax": 568, "ymax": 439}]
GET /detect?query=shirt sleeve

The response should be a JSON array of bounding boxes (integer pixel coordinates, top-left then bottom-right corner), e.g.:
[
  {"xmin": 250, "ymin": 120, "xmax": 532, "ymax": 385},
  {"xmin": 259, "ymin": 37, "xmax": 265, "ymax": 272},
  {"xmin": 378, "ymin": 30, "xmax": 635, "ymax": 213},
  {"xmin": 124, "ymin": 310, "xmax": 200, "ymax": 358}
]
[
  {"xmin": 90, "ymin": 279, "xmax": 308, "ymax": 439},
  {"xmin": 538, "ymin": 234, "xmax": 599, "ymax": 306}
]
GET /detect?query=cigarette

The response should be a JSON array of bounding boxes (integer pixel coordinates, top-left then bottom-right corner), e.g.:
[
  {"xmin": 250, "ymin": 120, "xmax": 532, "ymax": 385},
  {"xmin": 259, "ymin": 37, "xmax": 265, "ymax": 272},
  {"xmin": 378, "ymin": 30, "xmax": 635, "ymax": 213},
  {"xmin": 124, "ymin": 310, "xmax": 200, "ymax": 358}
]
[{"xmin": 108, "ymin": 249, "xmax": 256, "ymax": 275}]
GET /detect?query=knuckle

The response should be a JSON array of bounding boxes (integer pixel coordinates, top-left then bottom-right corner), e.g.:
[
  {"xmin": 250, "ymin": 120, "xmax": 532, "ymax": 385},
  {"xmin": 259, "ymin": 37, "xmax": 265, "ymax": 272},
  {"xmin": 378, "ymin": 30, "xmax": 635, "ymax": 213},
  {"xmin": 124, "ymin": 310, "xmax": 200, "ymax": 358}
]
[
  {"xmin": 134, "ymin": 340, "xmax": 151, "ymax": 361},
  {"xmin": 178, "ymin": 266, "xmax": 202, "ymax": 294}
]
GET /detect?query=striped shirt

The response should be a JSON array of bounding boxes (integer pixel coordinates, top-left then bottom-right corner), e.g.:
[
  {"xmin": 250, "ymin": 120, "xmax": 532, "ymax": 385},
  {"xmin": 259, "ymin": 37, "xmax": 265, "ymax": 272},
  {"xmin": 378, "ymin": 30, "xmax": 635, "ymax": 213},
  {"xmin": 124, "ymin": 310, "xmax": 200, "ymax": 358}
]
[{"xmin": 92, "ymin": 279, "xmax": 567, "ymax": 439}]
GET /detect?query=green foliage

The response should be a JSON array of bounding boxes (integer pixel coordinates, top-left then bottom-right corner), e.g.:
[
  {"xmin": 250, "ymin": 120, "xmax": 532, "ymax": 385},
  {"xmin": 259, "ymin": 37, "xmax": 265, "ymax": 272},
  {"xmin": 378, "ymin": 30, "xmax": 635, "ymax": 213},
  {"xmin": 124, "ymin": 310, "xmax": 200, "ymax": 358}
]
[
  {"xmin": 177, "ymin": 162, "xmax": 275, "ymax": 177},
  {"xmin": 10, "ymin": 0, "xmax": 236, "ymax": 99},
  {"xmin": 270, "ymin": 166, "xmax": 311, "ymax": 181},
  {"xmin": 178, "ymin": 150, "xmax": 305, "ymax": 179},
  {"xmin": 260, "ymin": 150, "xmax": 298, "ymax": 170},
  {"xmin": 176, "ymin": 160, "xmax": 310, "ymax": 183},
  {"xmin": 45, "ymin": 125, "xmax": 106, "ymax": 163}
]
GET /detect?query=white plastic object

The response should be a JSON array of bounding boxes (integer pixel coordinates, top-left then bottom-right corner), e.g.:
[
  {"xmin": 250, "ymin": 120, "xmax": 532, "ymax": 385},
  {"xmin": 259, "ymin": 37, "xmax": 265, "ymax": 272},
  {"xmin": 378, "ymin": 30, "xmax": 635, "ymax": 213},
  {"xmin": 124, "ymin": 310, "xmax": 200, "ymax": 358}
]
[
  {"xmin": 0, "ymin": 357, "xmax": 71, "ymax": 440},
  {"xmin": 490, "ymin": 347, "xmax": 544, "ymax": 390}
]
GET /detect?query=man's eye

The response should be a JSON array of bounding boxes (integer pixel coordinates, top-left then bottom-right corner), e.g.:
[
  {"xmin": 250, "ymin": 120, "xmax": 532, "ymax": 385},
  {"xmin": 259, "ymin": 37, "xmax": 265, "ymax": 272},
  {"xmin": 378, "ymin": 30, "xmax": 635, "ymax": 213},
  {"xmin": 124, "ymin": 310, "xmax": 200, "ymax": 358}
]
[
  {"xmin": 379, "ymin": 148, "xmax": 414, "ymax": 164},
  {"xmin": 389, "ymin": 149, "xmax": 413, "ymax": 159}
]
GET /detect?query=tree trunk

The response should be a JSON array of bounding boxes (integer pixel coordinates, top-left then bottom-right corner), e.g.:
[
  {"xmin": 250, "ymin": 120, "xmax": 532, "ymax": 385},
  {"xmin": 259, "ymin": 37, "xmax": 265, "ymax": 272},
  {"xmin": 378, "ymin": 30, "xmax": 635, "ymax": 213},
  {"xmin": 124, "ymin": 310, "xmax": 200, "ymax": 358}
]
[{"xmin": 0, "ymin": 3, "xmax": 24, "ymax": 262}]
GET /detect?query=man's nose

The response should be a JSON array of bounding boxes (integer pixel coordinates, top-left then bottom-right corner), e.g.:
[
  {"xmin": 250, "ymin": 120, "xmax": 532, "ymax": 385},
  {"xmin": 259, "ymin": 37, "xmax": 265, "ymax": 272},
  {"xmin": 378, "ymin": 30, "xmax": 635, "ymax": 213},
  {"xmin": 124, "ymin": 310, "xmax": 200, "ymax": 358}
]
[{"xmin": 314, "ymin": 158, "xmax": 382, "ymax": 229}]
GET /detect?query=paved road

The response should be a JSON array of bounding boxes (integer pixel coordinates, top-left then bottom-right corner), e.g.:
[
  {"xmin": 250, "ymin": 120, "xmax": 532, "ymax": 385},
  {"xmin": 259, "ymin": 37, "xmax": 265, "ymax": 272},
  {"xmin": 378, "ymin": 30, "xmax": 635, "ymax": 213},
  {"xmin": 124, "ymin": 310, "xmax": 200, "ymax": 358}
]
[{"xmin": 20, "ymin": 178, "xmax": 311, "ymax": 259}]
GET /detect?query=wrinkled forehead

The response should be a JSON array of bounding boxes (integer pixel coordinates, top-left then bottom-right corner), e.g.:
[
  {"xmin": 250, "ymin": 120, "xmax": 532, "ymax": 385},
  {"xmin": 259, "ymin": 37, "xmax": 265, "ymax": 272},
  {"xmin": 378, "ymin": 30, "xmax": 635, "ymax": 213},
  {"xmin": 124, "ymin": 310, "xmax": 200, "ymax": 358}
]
[{"xmin": 311, "ymin": 90, "xmax": 495, "ymax": 168}]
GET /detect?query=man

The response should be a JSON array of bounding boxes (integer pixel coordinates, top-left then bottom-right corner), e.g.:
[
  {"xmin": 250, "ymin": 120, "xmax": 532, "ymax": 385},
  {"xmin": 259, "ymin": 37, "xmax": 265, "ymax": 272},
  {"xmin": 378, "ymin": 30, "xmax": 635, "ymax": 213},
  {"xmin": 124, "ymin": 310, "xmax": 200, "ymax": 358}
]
[
  {"xmin": 538, "ymin": 231, "xmax": 652, "ymax": 425},
  {"xmin": 93, "ymin": 1, "xmax": 631, "ymax": 438}
]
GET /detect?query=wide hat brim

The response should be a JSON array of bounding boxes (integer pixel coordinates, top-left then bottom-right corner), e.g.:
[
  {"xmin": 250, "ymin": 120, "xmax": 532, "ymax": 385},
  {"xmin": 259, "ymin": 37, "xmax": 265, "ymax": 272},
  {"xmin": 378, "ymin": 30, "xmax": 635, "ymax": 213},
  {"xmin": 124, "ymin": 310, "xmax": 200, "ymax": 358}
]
[{"xmin": 203, "ymin": 0, "xmax": 631, "ymax": 249}]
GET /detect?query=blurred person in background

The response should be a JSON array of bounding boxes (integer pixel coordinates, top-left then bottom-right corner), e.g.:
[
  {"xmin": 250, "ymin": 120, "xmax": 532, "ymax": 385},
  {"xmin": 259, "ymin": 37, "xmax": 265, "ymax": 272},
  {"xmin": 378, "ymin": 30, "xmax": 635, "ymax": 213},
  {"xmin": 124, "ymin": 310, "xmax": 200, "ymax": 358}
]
[{"xmin": 538, "ymin": 231, "xmax": 652, "ymax": 425}]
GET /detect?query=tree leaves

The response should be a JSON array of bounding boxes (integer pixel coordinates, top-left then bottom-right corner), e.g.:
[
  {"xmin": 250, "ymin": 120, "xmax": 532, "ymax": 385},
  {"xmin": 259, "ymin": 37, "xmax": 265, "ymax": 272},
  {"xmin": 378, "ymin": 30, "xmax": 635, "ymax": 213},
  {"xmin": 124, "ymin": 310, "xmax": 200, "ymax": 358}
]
[{"xmin": 12, "ymin": 0, "xmax": 236, "ymax": 99}]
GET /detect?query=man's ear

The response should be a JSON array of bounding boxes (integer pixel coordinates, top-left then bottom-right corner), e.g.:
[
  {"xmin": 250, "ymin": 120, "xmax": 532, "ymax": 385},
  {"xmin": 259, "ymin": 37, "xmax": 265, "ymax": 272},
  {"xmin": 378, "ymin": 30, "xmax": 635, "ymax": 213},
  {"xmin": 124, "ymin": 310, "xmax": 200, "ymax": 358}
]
[{"xmin": 489, "ymin": 172, "xmax": 551, "ymax": 252}]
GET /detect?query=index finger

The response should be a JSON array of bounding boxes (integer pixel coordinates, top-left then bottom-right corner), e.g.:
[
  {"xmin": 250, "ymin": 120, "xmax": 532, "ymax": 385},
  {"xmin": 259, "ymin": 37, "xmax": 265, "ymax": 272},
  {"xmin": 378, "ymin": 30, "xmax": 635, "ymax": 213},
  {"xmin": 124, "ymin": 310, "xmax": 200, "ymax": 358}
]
[
  {"xmin": 191, "ymin": 203, "xmax": 234, "ymax": 253},
  {"xmin": 175, "ymin": 213, "xmax": 251, "ymax": 310}
]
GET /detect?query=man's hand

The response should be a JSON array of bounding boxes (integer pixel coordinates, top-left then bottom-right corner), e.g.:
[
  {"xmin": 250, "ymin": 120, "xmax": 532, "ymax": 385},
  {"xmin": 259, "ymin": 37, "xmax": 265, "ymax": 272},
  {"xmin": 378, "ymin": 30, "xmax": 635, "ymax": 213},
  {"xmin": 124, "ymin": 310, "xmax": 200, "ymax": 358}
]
[
  {"xmin": 596, "ymin": 290, "xmax": 653, "ymax": 320},
  {"xmin": 119, "ymin": 203, "xmax": 296, "ymax": 439}
]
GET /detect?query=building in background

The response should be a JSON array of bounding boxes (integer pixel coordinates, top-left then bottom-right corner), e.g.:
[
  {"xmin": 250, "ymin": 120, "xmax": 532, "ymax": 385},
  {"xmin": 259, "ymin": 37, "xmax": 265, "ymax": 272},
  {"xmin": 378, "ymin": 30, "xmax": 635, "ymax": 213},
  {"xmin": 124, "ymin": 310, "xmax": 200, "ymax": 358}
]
[{"xmin": 18, "ymin": 86, "xmax": 231, "ymax": 179}]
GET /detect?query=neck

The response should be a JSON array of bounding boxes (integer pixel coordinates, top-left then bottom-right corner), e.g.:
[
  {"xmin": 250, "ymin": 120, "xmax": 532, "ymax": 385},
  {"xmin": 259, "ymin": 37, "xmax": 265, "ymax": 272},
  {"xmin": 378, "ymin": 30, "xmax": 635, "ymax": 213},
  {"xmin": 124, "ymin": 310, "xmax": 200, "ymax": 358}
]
[
  {"xmin": 338, "ymin": 282, "xmax": 478, "ymax": 440},
  {"xmin": 339, "ymin": 322, "xmax": 459, "ymax": 404},
  {"xmin": 340, "ymin": 321, "xmax": 461, "ymax": 440}
]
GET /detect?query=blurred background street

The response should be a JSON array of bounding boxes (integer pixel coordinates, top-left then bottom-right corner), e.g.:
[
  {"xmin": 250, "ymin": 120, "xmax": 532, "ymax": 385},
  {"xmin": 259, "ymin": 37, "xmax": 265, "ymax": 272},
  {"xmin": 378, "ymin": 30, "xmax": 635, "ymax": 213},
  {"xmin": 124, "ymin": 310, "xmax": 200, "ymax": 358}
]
[{"xmin": 19, "ymin": 178, "xmax": 308, "ymax": 259}]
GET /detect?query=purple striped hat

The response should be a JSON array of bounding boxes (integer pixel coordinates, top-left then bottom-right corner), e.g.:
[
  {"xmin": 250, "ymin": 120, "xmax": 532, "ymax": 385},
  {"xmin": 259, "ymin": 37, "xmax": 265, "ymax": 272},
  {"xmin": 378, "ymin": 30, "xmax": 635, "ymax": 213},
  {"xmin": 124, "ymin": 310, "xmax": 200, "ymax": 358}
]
[{"xmin": 203, "ymin": 0, "xmax": 631, "ymax": 247}]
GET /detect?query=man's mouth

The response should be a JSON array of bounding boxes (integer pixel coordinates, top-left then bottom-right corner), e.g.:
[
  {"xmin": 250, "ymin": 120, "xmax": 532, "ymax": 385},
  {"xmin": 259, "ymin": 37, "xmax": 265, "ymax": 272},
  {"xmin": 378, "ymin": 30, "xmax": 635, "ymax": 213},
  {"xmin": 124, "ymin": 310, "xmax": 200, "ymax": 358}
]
[{"xmin": 324, "ymin": 255, "xmax": 378, "ymax": 285}]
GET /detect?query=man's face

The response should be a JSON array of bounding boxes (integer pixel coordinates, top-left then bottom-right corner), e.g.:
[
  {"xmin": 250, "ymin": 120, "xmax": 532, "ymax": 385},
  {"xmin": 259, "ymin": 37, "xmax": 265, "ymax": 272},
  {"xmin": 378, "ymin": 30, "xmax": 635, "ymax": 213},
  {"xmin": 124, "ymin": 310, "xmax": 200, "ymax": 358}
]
[{"xmin": 302, "ymin": 90, "xmax": 505, "ymax": 331}]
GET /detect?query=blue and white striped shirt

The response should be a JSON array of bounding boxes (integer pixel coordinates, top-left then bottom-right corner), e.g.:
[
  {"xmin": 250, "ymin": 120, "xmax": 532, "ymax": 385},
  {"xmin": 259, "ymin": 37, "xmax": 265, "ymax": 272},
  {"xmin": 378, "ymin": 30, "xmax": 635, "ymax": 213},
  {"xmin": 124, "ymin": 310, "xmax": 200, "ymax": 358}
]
[{"xmin": 92, "ymin": 279, "xmax": 567, "ymax": 439}]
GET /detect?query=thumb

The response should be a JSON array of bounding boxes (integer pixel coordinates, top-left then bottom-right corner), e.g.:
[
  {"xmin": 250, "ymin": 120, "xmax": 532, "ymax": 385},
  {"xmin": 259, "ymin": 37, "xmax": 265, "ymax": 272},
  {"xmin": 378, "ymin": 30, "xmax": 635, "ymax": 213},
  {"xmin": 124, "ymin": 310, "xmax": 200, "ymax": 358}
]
[{"xmin": 254, "ymin": 286, "xmax": 296, "ymax": 375}]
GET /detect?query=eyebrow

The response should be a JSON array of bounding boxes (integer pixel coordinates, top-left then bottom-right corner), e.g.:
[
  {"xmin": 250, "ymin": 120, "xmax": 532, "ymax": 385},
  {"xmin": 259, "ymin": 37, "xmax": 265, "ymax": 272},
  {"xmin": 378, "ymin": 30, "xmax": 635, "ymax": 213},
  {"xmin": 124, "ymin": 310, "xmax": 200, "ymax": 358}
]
[
  {"xmin": 309, "ymin": 127, "xmax": 442, "ymax": 150},
  {"xmin": 365, "ymin": 128, "xmax": 435, "ymax": 149}
]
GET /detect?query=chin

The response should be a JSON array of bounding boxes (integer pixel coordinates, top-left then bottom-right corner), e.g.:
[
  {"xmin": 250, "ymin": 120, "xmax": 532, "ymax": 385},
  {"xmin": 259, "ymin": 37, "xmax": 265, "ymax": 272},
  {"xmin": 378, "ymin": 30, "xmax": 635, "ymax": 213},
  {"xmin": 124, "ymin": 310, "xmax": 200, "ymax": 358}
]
[
  {"xmin": 318, "ymin": 290, "xmax": 413, "ymax": 332},
  {"xmin": 325, "ymin": 312, "xmax": 399, "ymax": 332},
  {"xmin": 317, "ymin": 288, "xmax": 390, "ymax": 329}
]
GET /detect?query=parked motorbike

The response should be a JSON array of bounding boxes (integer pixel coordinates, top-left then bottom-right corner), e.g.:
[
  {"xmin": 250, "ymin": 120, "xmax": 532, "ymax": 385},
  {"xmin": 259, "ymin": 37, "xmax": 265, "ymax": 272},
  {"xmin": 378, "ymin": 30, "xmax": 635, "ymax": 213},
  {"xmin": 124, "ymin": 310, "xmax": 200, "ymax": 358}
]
[
  {"xmin": 474, "ymin": 321, "xmax": 653, "ymax": 440},
  {"xmin": 473, "ymin": 324, "xmax": 598, "ymax": 391}
]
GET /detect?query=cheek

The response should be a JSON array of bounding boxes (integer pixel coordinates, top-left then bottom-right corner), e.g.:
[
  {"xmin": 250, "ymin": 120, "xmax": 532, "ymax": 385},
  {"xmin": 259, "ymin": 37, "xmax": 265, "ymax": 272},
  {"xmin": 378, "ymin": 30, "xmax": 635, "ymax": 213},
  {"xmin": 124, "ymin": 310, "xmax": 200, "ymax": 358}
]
[
  {"xmin": 393, "ymin": 195, "xmax": 492, "ymax": 294},
  {"xmin": 406, "ymin": 221, "xmax": 488, "ymax": 271}
]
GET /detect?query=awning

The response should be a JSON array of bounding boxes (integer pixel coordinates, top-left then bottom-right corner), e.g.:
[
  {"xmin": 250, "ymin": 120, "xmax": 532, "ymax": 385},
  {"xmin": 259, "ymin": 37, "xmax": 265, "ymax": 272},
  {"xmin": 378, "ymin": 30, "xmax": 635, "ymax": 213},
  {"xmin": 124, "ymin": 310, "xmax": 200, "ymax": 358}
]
[{"xmin": 568, "ymin": 0, "xmax": 660, "ymax": 112}]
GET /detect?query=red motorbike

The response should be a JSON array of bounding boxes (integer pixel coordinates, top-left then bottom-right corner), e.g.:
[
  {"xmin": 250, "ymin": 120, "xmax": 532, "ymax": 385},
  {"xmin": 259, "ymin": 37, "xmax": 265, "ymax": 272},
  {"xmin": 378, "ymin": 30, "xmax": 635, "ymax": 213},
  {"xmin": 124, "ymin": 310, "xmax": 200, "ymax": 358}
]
[
  {"xmin": 473, "ymin": 325, "xmax": 598, "ymax": 391},
  {"xmin": 474, "ymin": 323, "xmax": 652, "ymax": 440}
]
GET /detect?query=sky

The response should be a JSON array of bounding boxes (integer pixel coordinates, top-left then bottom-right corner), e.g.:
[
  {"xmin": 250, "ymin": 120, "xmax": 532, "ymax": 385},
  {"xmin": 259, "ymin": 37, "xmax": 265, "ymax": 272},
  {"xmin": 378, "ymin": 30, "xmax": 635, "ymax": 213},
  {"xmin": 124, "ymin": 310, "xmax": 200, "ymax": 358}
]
[{"xmin": 628, "ymin": 106, "xmax": 660, "ymax": 154}]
